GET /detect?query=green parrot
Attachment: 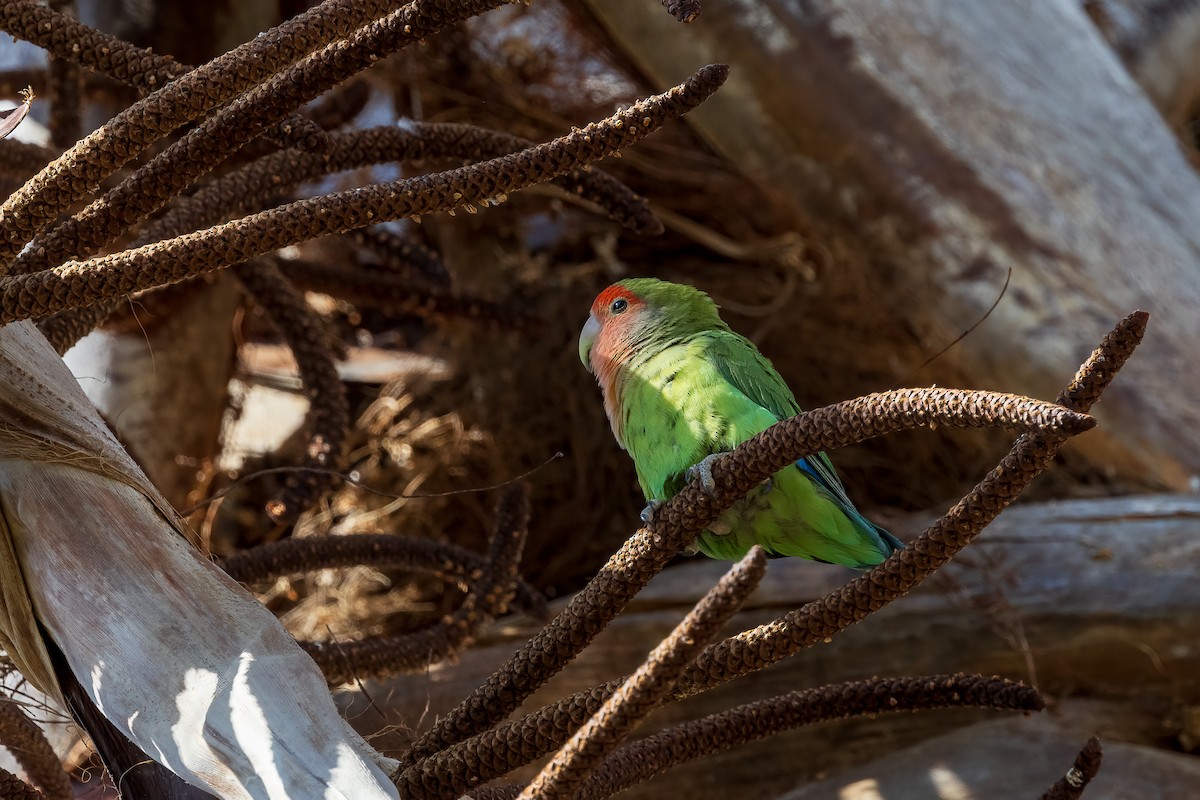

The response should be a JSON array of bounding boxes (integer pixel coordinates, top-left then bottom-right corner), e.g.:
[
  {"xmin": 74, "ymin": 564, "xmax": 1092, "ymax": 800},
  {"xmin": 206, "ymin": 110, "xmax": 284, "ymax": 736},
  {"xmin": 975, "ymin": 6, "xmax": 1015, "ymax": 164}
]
[{"xmin": 578, "ymin": 277, "xmax": 902, "ymax": 568}]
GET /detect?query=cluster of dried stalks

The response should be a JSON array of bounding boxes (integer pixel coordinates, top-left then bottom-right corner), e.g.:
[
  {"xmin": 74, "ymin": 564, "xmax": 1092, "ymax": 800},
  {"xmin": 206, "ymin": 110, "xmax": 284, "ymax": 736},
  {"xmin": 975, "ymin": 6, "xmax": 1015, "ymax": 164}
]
[{"xmin": 0, "ymin": 1, "xmax": 1144, "ymax": 798}]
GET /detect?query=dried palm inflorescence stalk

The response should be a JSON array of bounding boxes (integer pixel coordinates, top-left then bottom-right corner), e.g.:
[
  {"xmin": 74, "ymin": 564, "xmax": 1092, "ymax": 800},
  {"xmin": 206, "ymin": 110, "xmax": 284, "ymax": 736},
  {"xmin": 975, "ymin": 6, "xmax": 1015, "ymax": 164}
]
[
  {"xmin": 0, "ymin": 0, "xmax": 726, "ymax": 796},
  {"xmin": 1039, "ymin": 737, "xmax": 1104, "ymax": 800},
  {"xmin": 0, "ymin": 1, "xmax": 1136, "ymax": 798},
  {"xmin": 396, "ymin": 311, "xmax": 1142, "ymax": 800}
]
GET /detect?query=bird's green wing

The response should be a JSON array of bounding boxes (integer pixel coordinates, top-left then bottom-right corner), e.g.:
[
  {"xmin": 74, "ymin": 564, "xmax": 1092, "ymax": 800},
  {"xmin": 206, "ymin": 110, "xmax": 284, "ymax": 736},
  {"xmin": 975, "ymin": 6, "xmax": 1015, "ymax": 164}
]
[
  {"xmin": 702, "ymin": 331, "xmax": 800, "ymax": 421},
  {"xmin": 704, "ymin": 331, "xmax": 860, "ymax": 510}
]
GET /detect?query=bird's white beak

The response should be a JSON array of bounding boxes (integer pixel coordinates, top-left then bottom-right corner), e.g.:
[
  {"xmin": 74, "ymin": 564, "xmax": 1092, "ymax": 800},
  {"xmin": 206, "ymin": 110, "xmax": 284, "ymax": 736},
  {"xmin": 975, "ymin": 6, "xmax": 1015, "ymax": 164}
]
[{"xmin": 578, "ymin": 314, "xmax": 600, "ymax": 373}]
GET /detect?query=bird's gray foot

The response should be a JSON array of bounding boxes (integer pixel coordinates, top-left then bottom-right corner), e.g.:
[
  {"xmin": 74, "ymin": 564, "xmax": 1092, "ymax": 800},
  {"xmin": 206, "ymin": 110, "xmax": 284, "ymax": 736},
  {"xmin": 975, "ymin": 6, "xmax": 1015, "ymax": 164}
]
[
  {"xmin": 707, "ymin": 518, "xmax": 733, "ymax": 537},
  {"xmin": 686, "ymin": 453, "xmax": 724, "ymax": 494},
  {"xmin": 640, "ymin": 499, "xmax": 664, "ymax": 525}
]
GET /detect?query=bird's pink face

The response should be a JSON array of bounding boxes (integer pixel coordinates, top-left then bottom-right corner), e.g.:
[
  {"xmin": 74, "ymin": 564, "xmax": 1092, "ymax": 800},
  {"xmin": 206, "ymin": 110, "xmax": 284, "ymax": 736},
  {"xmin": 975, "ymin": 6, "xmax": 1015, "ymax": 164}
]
[
  {"xmin": 580, "ymin": 283, "xmax": 650, "ymax": 435},
  {"xmin": 578, "ymin": 284, "xmax": 648, "ymax": 380}
]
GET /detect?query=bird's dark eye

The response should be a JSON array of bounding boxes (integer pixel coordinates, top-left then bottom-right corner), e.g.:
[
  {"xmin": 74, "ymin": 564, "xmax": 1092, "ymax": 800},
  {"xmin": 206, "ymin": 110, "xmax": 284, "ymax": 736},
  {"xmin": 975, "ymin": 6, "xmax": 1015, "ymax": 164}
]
[{"xmin": 610, "ymin": 298, "xmax": 629, "ymax": 314}]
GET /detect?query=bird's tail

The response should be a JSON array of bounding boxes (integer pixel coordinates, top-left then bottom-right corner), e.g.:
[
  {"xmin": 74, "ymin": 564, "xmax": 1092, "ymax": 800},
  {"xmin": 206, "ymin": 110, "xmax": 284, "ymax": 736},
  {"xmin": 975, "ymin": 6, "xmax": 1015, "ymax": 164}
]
[
  {"xmin": 871, "ymin": 522, "xmax": 905, "ymax": 555},
  {"xmin": 839, "ymin": 510, "xmax": 904, "ymax": 568}
]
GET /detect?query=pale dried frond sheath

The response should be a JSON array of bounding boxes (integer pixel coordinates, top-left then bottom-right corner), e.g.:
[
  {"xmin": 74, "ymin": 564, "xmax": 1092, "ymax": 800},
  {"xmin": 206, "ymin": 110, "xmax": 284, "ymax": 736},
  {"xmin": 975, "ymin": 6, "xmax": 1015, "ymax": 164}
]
[{"xmin": 0, "ymin": 320, "xmax": 400, "ymax": 799}]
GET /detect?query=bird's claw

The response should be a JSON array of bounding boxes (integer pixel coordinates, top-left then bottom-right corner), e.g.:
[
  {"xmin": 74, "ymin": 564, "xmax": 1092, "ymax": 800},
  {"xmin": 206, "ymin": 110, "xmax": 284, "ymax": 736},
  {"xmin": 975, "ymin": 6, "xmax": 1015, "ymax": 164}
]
[
  {"xmin": 707, "ymin": 518, "xmax": 733, "ymax": 537},
  {"xmin": 640, "ymin": 499, "xmax": 664, "ymax": 525},
  {"xmin": 686, "ymin": 453, "xmax": 723, "ymax": 495}
]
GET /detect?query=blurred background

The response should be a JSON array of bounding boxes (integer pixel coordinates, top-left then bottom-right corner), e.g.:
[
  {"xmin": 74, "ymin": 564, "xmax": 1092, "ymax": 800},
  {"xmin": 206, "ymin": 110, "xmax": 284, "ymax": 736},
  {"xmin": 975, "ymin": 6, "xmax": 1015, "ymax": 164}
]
[{"xmin": 2, "ymin": 1, "xmax": 1199, "ymax": 797}]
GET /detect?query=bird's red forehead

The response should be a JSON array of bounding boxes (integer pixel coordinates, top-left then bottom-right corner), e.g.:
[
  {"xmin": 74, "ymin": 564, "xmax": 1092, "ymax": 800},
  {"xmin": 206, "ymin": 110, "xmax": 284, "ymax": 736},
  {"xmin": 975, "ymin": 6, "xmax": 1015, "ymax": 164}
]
[{"xmin": 591, "ymin": 284, "xmax": 642, "ymax": 316}]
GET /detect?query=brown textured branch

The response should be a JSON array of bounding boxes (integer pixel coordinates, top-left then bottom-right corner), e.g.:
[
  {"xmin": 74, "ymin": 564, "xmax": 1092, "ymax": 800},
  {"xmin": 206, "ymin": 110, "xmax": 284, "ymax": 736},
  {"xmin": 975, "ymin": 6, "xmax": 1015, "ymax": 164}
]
[
  {"xmin": 0, "ymin": 65, "xmax": 728, "ymax": 322},
  {"xmin": 45, "ymin": 0, "xmax": 82, "ymax": 152},
  {"xmin": 0, "ymin": 0, "xmax": 401, "ymax": 265},
  {"xmin": 578, "ymin": 675, "xmax": 1041, "ymax": 800},
  {"xmin": 39, "ymin": 107, "xmax": 654, "ymax": 351},
  {"xmin": 519, "ymin": 548, "xmax": 766, "ymax": 800},
  {"xmin": 303, "ymin": 484, "xmax": 530, "ymax": 684},
  {"xmin": 0, "ymin": 768, "xmax": 41, "ymax": 800},
  {"xmin": 387, "ymin": 122, "xmax": 661, "ymax": 235},
  {"xmin": 351, "ymin": 226, "xmax": 449, "ymax": 284},
  {"xmin": 397, "ymin": 387, "xmax": 1093, "ymax": 771},
  {"xmin": 662, "ymin": 0, "xmax": 702, "ymax": 23},
  {"xmin": 282, "ymin": 257, "xmax": 543, "ymax": 332},
  {"xmin": 234, "ymin": 260, "xmax": 348, "ymax": 525},
  {"xmin": 37, "ymin": 299, "xmax": 116, "ymax": 355},
  {"xmin": 46, "ymin": 60, "xmax": 82, "ymax": 152},
  {"xmin": 148, "ymin": 122, "xmax": 661, "ymax": 255},
  {"xmin": 1039, "ymin": 737, "xmax": 1103, "ymax": 800},
  {"xmin": 675, "ymin": 311, "xmax": 1146, "ymax": 696},
  {"xmin": 304, "ymin": 79, "xmax": 372, "ymax": 131},
  {"xmin": 0, "ymin": 698, "xmax": 70, "ymax": 800},
  {"xmin": 0, "ymin": 0, "xmax": 325, "ymax": 156},
  {"xmin": 12, "ymin": 0, "xmax": 513, "ymax": 275},
  {"xmin": 0, "ymin": 0, "xmax": 186, "ymax": 93},
  {"xmin": 409, "ymin": 683, "xmax": 621, "ymax": 800},
  {"xmin": 405, "ymin": 309, "xmax": 1140, "ymax": 790},
  {"xmin": 425, "ymin": 675, "xmax": 1042, "ymax": 800},
  {"xmin": 217, "ymin": 532, "xmax": 548, "ymax": 621}
]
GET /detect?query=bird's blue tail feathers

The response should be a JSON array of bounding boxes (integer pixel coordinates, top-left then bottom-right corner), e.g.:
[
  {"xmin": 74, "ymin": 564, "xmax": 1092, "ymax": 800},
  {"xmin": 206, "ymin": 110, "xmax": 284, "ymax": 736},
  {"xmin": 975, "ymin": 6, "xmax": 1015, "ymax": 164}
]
[{"xmin": 795, "ymin": 455, "xmax": 904, "ymax": 562}]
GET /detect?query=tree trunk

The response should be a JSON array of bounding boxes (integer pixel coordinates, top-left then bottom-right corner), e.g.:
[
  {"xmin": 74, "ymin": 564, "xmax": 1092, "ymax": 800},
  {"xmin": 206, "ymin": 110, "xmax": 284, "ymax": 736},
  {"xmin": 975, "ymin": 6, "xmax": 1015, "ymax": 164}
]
[{"xmin": 69, "ymin": 279, "xmax": 241, "ymax": 512}]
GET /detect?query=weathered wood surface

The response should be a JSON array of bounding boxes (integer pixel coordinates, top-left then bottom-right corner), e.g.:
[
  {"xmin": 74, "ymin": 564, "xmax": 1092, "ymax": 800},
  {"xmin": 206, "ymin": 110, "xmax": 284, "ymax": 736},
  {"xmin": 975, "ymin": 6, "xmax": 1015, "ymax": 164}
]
[
  {"xmin": 782, "ymin": 715, "xmax": 1200, "ymax": 799},
  {"xmin": 1091, "ymin": 0, "xmax": 1200, "ymax": 128},
  {"xmin": 575, "ymin": 0, "xmax": 1200, "ymax": 490},
  {"xmin": 353, "ymin": 494, "xmax": 1200, "ymax": 797}
]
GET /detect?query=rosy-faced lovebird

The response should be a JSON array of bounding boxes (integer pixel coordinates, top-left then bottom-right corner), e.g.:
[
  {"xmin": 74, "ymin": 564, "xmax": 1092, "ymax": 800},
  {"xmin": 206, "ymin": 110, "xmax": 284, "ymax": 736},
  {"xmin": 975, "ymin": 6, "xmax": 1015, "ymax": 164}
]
[{"xmin": 578, "ymin": 278, "xmax": 903, "ymax": 568}]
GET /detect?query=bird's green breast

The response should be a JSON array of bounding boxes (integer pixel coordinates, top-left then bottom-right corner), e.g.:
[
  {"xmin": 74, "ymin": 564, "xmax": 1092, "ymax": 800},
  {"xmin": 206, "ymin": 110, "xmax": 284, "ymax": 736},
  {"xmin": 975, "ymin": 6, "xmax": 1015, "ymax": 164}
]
[{"xmin": 618, "ymin": 339, "xmax": 778, "ymax": 500}]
